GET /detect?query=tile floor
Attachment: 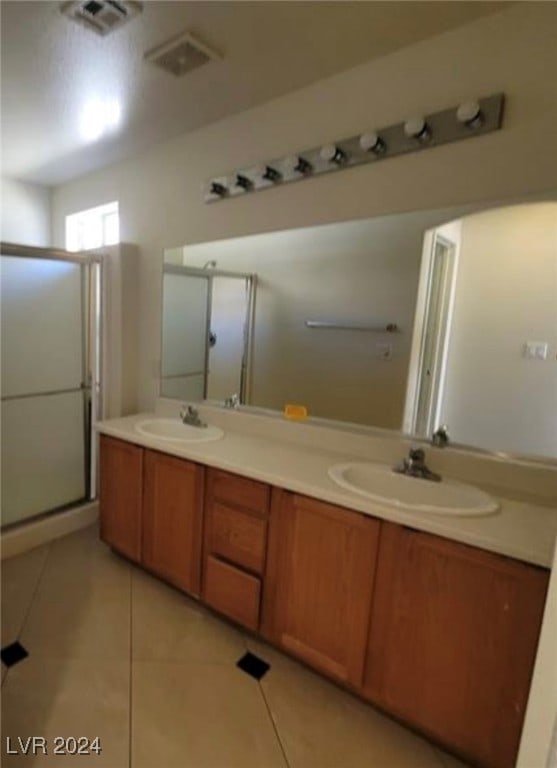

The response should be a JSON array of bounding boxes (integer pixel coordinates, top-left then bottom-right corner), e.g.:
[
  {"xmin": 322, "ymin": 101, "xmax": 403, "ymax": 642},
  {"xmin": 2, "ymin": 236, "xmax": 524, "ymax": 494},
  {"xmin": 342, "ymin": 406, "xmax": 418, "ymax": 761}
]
[{"xmin": 1, "ymin": 525, "xmax": 468, "ymax": 768}]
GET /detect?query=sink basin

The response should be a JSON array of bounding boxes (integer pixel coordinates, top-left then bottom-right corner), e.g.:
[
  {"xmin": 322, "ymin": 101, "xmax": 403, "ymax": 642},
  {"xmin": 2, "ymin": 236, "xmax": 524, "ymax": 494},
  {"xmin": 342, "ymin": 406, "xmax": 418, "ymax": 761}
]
[
  {"xmin": 135, "ymin": 418, "xmax": 224, "ymax": 444},
  {"xmin": 328, "ymin": 462, "xmax": 498, "ymax": 516}
]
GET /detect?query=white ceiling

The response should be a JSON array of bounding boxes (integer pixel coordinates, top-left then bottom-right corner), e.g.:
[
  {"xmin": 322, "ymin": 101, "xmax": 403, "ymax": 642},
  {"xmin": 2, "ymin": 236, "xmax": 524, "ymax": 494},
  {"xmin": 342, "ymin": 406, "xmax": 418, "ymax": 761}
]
[{"xmin": 1, "ymin": 1, "xmax": 507, "ymax": 187}]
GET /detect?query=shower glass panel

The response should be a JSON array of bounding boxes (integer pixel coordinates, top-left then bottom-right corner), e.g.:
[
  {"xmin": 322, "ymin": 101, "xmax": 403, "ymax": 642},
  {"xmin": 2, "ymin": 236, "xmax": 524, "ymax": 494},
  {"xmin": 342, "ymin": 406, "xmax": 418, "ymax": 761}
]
[
  {"xmin": 161, "ymin": 271, "xmax": 209, "ymax": 400},
  {"xmin": 207, "ymin": 277, "xmax": 250, "ymax": 401},
  {"xmin": 1, "ymin": 252, "xmax": 89, "ymax": 527}
]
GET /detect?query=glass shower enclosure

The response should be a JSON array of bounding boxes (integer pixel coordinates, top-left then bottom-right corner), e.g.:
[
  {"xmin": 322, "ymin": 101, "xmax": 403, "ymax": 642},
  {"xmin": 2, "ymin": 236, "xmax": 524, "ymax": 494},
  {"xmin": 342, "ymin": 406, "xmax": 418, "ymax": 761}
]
[{"xmin": 1, "ymin": 242, "xmax": 102, "ymax": 529}]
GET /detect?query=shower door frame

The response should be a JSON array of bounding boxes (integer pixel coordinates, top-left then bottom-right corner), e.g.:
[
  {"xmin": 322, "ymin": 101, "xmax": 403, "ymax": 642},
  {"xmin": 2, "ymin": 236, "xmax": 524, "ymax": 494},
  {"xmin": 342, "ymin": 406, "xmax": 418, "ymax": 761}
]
[{"xmin": 0, "ymin": 241, "xmax": 105, "ymax": 530}]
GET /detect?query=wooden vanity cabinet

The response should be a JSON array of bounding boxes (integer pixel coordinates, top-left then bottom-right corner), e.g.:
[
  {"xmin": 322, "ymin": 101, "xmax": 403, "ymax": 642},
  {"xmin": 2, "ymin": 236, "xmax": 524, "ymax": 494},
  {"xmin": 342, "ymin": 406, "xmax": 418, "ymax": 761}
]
[
  {"xmin": 202, "ymin": 468, "xmax": 270, "ymax": 630},
  {"xmin": 99, "ymin": 435, "xmax": 550, "ymax": 768},
  {"xmin": 142, "ymin": 449, "xmax": 204, "ymax": 596},
  {"xmin": 99, "ymin": 435, "xmax": 143, "ymax": 562},
  {"xmin": 262, "ymin": 489, "xmax": 381, "ymax": 687},
  {"xmin": 363, "ymin": 522, "xmax": 549, "ymax": 768}
]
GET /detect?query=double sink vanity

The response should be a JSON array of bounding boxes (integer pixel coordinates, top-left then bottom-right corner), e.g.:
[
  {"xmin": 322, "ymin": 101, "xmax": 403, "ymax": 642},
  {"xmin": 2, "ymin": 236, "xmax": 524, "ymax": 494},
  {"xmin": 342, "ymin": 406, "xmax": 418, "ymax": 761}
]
[{"xmin": 97, "ymin": 404, "xmax": 556, "ymax": 768}]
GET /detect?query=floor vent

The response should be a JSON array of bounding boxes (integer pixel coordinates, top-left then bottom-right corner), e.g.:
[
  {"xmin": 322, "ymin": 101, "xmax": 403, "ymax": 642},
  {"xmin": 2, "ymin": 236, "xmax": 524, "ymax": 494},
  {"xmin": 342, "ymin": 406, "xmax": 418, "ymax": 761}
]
[
  {"xmin": 236, "ymin": 652, "xmax": 270, "ymax": 681},
  {"xmin": 60, "ymin": 0, "xmax": 143, "ymax": 37},
  {"xmin": 144, "ymin": 30, "xmax": 221, "ymax": 77},
  {"xmin": 1, "ymin": 642, "xmax": 29, "ymax": 668}
]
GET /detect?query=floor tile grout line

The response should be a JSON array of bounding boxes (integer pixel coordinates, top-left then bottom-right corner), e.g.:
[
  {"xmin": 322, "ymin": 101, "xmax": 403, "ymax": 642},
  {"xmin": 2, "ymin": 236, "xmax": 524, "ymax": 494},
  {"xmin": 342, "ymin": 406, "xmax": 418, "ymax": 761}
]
[
  {"xmin": 257, "ymin": 680, "xmax": 291, "ymax": 768},
  {"xmin": 431, "ymin": 745, "xmax": 452, "ymax": 768},
  {"xmin": 2, "ymin": 543, "xmax": 52, "ymax": 685},
  {"xmin": 16, "ymin": 541, "xmax": 53, "ymax": 643}
]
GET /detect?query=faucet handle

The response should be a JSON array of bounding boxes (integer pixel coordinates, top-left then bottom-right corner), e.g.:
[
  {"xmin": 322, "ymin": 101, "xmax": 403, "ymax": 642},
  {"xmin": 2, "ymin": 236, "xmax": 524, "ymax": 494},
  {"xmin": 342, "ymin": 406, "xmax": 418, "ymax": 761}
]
[
  {"xmin": 180, "ymin": 404, "xmax": 197, "ymax": 421},
  {"xmin": 409, "ymin": 447, "xmax": 425, "ymax": 463},
  {"xmin": 432, "ymin": 424, "xmax": 449, "ymax": 447}
]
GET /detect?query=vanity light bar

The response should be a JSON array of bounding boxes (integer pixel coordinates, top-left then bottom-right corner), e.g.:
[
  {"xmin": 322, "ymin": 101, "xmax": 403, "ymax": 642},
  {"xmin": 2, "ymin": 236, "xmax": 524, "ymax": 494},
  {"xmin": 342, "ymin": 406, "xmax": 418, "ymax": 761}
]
[{"xmin": 204, "ymin": 93, "xmax": 504, "ymax": 203}]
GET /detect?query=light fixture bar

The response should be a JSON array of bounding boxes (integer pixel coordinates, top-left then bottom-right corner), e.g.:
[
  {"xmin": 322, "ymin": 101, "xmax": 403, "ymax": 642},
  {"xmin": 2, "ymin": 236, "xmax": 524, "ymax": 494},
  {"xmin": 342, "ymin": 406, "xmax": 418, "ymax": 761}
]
[{"xmin": 204, "ymin": 93, "xmax": 504, "ymax": 203}]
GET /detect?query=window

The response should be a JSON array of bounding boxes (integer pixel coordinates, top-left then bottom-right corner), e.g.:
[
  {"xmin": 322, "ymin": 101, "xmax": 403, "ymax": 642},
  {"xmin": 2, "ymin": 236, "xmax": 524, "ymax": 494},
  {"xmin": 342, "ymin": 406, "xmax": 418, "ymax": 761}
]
[{"xmin": 65, "ymin": 201, "xmax": 119, "ymax": 252}]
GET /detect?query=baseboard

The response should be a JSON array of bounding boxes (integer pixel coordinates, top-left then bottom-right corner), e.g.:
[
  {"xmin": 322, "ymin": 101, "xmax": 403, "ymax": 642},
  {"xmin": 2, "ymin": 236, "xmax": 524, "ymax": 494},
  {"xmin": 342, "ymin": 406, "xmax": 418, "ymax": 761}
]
[{"xmin": 1, "ymin": 501, "xmax": 99, "ymax": 560}]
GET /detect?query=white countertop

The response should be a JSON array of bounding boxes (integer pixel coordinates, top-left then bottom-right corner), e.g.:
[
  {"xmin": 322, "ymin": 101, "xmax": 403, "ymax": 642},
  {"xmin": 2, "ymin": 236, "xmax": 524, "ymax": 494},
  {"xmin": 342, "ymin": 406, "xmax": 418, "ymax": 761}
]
[{"xmin": 96, "ymin": 412, "xmax": 557, "ymax": 568}]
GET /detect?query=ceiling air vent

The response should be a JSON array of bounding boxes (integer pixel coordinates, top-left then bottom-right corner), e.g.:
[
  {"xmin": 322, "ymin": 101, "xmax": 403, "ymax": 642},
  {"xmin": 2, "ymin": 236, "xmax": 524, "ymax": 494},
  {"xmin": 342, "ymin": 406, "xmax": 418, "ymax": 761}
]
[
  {"xmin": 144, "ymin": 31, "xmax": 221, "ymax": 77},
  {"xmin": 60, "ymin": 0, "xmax": 143, "ymax": 37}
]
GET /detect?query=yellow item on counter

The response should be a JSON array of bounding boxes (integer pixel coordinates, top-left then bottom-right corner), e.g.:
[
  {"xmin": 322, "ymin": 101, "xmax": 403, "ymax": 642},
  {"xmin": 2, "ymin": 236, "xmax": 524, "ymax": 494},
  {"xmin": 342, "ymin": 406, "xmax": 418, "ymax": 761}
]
[{"xmin": 283, "ymin": 404, "xmax": 308, "ymax": 420}]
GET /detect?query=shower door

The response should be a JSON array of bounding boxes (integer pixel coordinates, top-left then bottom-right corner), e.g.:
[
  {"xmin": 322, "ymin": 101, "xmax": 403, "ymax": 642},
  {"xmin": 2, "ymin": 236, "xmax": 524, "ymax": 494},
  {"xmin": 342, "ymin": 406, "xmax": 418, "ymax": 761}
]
[
  {"xmin": 1, "ymin": 245, "xmax": 98, "ymax": 528},
  {"xmin": 160, "ymin": 264, "xmax": 255, "ymax": 404},
  {"xmin": 160, "ymin": 269, "xmax": 210, "ymax": 401},
  {"xmin": 206, "ymin": 275, "xmax": 253, "ymax": 402}
]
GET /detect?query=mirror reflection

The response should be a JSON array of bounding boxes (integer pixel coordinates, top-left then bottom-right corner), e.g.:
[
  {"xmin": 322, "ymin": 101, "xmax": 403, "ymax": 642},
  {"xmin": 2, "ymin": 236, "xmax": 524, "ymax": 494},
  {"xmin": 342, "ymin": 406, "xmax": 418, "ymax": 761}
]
[
  {"xmin": 162, "ymin": 200, "xmax": 557, "ymax": 461},
  {"xmin": 160, "ymin": 263, "xmax": 254, "ymax": 403}
]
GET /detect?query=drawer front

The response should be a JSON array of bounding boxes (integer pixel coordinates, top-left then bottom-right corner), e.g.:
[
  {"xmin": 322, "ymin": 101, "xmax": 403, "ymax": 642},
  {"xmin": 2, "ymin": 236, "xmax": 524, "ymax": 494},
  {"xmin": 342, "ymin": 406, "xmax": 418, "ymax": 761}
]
[
  {"xmin": 208, "ymin": 502, "xmax": 267, "ymax": 574},
  {"xmin": 209, "ymin": 468, "xmax": 270, "ymax": 516},
  {"xmin": 204, "ymin": 555, "xmax": 261, "ymax": 631}
]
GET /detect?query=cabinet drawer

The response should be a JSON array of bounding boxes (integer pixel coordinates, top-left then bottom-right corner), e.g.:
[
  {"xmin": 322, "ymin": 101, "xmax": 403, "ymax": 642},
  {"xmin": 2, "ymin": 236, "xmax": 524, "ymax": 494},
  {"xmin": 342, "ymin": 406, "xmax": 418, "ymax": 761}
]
[
  {"xmin": 208, "ymin": 502, "xmax": 267, "ymax": 574},
  {"xmin": 208, "ymin": 468, "xmax": 270, "ymax": 516},
  {"xmin": 204, "ymin": 555, "xmax": 261, "ymax": 631}
]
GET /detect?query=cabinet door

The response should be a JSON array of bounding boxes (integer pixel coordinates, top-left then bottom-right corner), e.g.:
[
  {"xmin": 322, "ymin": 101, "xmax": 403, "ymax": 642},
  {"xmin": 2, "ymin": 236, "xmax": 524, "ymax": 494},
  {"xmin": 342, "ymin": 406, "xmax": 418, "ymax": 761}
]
[
  {"xmin": 143, "ymin": 450, "xmax": 204, "ymax": 596},
  {"xmin": 262, "ymin": 489, "xmax": 380, "ymax": 687},
  {"xmin": 364, "ymin": 522, "xmax": 549, "ymax": 768},
  {"xmin": 99, "ymin": 435, "xmax": 143, "ymax": 562}
]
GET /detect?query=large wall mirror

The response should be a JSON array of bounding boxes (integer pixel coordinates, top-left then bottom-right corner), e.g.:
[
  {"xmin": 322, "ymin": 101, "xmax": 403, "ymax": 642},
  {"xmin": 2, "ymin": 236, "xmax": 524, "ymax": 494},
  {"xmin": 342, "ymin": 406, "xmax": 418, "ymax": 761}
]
[{"xmin": 162, "ymin": 198, "xmax": 557, "ymax": 462}]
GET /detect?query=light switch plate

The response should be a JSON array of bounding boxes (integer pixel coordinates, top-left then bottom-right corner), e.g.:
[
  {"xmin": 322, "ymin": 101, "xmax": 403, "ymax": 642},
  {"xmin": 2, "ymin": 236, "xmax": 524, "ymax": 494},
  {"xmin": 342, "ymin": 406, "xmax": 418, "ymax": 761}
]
[{"xmin": 376, "ymin": 342, "xmax": 393, "ymax": 360}]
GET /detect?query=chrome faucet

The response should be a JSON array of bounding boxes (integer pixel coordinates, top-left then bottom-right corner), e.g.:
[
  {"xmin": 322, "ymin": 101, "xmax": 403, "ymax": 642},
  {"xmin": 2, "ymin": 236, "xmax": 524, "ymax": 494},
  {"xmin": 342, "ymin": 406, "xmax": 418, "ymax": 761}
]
[
  {"xmin": 180, "ymin": 405, "xmax": 207, "ymax": 428},
  {"xmin": 394, "ymin": 447, "xmax": 441, "ymax": 482},
  {"xmin": 431, "ymin": 424, "xmax": 450, "ymax": 448},
  {"xmin": 224, "ymin": 393, "xmax": 240, "ymax": 409}
]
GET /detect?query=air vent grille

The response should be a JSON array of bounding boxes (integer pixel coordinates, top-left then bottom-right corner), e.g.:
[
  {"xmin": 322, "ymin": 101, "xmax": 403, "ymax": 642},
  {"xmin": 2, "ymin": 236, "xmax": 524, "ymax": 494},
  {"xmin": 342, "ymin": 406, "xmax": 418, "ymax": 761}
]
[
  {"xmin": 60, "ymin": 0, "xmax": 143, "ymax": 36},
  {"xmin": 144, "ymin": 31, "xmax": 221, "ymax": 77}
]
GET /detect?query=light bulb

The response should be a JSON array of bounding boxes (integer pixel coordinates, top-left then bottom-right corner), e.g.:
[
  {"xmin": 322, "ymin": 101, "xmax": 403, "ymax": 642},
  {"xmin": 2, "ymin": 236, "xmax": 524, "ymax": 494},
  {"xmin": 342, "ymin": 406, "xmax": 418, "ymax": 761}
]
[
  {"xmin": 260, "ymin": 165, "xmax": 281, "ymax": 183},
  {"xmin": 359, "ymin": 132, "xmax": 386, "ymax": 154},
  {"xmin": 320, "ymin": 144, "xmax": 346, "ymax": 164},
  {"xmin": 404, "ymin": 116, "xmax": 430, "ymax": 142},
  {"xmin": 284, "ymin": 155, "xmax": 312, "ymax": 175},
  {"xmin": 457, "ymin": 100, "xmax": 482, "ymax": 128},
  {"xmin": 235, "ymin": 174, "xmax": 252, "ymax": 191}
]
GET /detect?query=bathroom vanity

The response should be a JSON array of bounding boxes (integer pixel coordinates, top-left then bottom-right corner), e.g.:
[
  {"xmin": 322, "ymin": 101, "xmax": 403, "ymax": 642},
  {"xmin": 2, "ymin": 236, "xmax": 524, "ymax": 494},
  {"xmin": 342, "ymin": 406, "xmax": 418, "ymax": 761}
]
[{"xmin": 96, "ymin": 409, "xmax": 555, "ymax": 768}]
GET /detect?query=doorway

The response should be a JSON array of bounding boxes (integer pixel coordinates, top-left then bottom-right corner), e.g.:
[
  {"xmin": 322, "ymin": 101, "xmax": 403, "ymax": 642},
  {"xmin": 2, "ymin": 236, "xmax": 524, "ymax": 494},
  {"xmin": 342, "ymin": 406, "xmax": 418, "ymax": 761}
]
[{"xmin": 406, "ymin": 231, "xmax": 457, "ymax": 437}]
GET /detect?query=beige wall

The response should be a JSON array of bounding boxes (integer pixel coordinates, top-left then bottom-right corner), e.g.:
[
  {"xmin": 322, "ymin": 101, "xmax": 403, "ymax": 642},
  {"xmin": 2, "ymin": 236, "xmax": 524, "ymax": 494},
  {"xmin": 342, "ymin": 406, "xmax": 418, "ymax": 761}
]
[
  {"xmin": 440, "ymin": 203, "xmax": 557, "ymax": 458},
  {"xmin": 50, "ymin": 3, "xmax": 557, "ymax": 412},
  {"xmin": 101, "ymin": 244, "xmax": 140, "ymax": 418},
  {"xmin": 1, "ymin": 177, "xmax": 52, "ymax": 247}
]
